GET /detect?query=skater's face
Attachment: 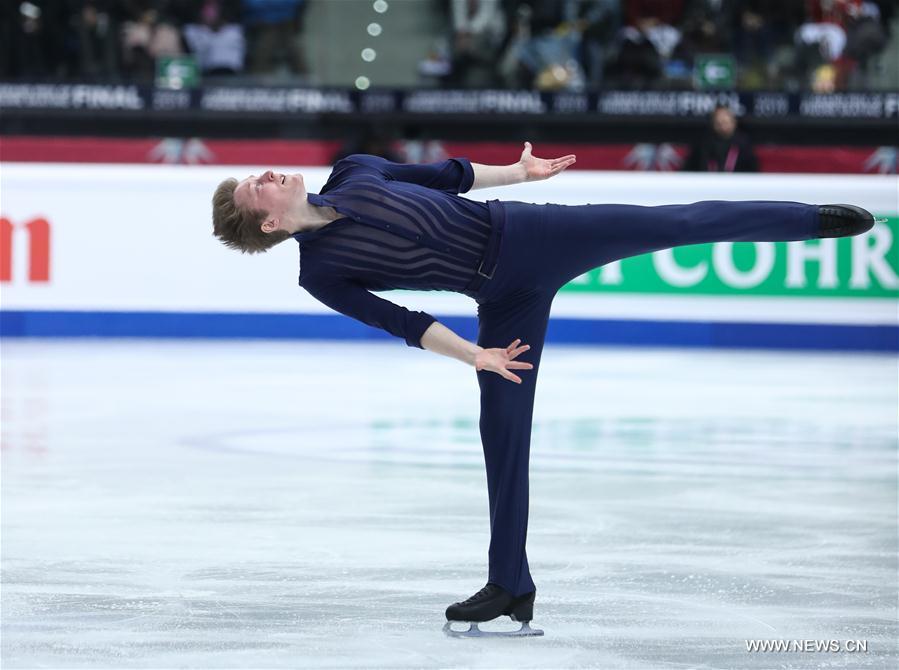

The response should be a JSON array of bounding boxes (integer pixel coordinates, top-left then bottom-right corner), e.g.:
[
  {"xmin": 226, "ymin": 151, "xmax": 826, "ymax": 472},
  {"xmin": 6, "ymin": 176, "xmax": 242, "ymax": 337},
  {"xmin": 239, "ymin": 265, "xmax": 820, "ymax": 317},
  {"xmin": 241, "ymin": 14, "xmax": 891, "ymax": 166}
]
[
  {"xmin": 712, "ymin": 108, "xmax": 736, "ymax": 138},
  {"xmin": 233, "ymin": 170, "xmax": 306, "ymax": 233}
]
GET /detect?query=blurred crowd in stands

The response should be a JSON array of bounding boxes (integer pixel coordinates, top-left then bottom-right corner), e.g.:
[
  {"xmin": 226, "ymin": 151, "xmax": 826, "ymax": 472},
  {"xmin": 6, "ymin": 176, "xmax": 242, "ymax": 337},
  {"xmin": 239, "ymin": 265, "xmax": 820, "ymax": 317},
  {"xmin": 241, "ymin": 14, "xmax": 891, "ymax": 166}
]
[
  {"xmin": 1, "ymin": 0, "xmax": 895, "ymax": 92},
  {"xmin": 0, "ymin": 0, "xmax": 309, "ymax": 81},
  {"xmin": 430, "ymin": 0, "xmax": 896, "ymax": 92}
]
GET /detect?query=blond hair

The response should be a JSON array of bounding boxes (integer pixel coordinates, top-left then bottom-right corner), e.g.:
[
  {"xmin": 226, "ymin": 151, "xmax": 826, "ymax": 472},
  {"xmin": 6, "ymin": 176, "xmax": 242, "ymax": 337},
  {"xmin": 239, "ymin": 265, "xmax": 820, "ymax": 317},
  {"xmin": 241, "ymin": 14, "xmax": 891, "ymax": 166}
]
[{"xmin": 211, "ymin": 178, "xmax": 291, "ymax": 254}]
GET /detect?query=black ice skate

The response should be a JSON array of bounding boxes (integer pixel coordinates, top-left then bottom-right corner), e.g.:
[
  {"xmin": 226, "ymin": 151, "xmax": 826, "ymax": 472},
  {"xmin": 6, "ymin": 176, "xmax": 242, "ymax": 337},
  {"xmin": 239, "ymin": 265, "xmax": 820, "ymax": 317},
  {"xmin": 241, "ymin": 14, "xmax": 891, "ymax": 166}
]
[
  {"xmin": 443, "ymin": 583, "xmax": 544, "ymax": 638},
  {"xmin": 816, "ymin": 204, "xmax": 879, "ymax": 238}
]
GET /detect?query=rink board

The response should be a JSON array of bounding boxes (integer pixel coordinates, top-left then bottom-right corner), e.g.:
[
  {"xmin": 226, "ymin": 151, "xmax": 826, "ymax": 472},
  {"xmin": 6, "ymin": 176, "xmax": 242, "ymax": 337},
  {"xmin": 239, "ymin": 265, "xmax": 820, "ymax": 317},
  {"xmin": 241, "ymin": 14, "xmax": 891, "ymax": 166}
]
[{"xmin": 1, "ymin": 164, "xmax": 897, "ymax": 350}]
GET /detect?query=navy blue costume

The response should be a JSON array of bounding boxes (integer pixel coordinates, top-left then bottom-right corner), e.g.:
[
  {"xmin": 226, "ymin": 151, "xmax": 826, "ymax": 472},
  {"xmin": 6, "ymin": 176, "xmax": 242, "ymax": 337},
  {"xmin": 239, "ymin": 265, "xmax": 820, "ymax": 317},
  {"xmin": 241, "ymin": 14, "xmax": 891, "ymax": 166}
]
[{"xmin": 294, "ymin": 154, "xmax": 820, "ymax": 597}]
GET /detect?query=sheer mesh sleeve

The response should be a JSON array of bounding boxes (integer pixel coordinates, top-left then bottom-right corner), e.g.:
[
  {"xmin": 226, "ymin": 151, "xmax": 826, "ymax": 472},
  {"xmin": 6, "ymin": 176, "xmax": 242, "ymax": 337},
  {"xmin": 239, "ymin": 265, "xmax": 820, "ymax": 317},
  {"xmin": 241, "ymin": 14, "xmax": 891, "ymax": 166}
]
[
  {"xmin": 342, "ymin": 154, "xmax": 475, "ymax": 194},
  {"xmin": 302, "ymin": 274, "xmax": 438, "ymax": 349}
]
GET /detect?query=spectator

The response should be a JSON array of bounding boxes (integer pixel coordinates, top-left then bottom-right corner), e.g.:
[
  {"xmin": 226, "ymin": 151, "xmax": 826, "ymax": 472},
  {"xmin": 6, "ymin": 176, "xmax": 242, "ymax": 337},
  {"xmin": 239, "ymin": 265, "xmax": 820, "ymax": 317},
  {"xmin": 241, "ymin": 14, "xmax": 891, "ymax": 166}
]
[
  {"xmin": 796, "ymin": 0, "xmax": 886, "ymax": 89},
  {"xmin": 796, "ymin": 0, "xmax": 856, "ymax": 62},
  {"xmin": 665, "ymin": 0, "xmax": 737, "ymax": 86},
  {"xmin": 183, "ymin": 0, "xmax": 246, "ymax": 75},
  {"xmin": 679, "ymin": 0, "xmax": 736, "ymax": 57},
  {"xmin": 2, "ymin": 1, "xmax": 73, "ymax": 78},
  {"xmin": 75, "ymin": 0, "xmax": 122, "ymax": 80},
  {"xmin": 121, "ymin": 5, "xmax": 185, "ymax": 81},
  {"xmin": 445, "ymin": 0, "xmax": 507, "ymax": 87},
  {"xmin": 418, "ymin": 37, "xmax": 453, "ymax": 84},
  {"xmin": 242, "ymin": 0, "xmax": 307, "ymax": 77},
  {"xmin": 573, "ymin": 0, "xmax": 621, "ymax": 90},
  {"xmin": 682, "ymin": 104, "xmax": 759, "ymax": 172},
  {"xmin": 623, "ymin": 0, "xmax": 686, "ymax": 61},
  {"xmin": 500, "ymin": 0, "xmax": 585, "ymax": 91},
  {"xmin": 733, "ymin": 0, "xmax": 806, "ymax": 87},
  {"xmin": 838, "ymin": 1, "xmax": 888, "ymax": 87},
  {"xmin": 607, "ymin": 0, "xmax": 686, "ymax": 88}
]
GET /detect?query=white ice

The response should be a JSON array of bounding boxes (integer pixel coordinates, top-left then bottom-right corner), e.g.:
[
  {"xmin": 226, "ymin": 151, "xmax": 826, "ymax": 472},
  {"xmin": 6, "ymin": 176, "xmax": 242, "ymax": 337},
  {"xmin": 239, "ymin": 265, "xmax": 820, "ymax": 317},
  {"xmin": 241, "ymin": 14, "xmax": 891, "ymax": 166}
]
[{"xmin": 1, "ymin": 340, "xmax": 897, "ymax": 669}]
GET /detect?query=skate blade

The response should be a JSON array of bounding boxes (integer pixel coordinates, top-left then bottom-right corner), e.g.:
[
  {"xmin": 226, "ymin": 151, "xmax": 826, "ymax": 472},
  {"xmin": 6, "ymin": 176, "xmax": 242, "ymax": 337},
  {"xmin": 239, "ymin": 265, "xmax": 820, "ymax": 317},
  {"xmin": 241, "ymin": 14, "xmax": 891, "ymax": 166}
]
[{"xmin": 443, "ymin": 621, "xmax": 544, "ymax": 638}]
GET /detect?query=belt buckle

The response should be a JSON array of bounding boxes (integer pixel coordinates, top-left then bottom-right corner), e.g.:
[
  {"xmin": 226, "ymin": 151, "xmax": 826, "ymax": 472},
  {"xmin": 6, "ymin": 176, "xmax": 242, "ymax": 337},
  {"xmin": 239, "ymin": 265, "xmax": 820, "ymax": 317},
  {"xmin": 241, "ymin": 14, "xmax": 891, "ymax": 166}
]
[{"xmin": 477, "ymin": 258, "xmax": 495, "ymax": 280}]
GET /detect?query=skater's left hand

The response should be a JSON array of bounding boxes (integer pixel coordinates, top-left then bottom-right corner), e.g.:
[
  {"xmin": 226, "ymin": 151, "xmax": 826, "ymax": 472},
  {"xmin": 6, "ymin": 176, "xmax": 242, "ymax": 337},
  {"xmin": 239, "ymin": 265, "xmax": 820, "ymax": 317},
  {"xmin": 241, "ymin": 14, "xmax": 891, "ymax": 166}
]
[
  {"xmin": 474, "ymin": 338, "xmax": 533, "ymax": 384},
  {"xmin": 518, "ymin": 142, "xmax": 576, "ymax": 182}
]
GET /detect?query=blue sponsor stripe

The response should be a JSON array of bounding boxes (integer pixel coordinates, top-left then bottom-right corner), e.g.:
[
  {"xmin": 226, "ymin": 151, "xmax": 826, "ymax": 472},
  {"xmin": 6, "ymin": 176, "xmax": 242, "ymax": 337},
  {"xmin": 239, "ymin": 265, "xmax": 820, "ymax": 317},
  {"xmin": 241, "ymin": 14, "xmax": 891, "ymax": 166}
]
[{"xmin": 1, "ymin": 310, "xmax": 896, "ymax": 352}]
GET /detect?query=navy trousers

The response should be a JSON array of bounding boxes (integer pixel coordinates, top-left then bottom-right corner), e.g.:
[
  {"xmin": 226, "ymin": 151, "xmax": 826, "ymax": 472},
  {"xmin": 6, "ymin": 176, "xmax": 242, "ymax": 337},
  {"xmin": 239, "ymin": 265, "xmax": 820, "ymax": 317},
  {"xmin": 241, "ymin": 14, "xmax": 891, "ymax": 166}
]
[{"xmin": 472, "ymin": 200, "xmax": 819, "ymax": 597}]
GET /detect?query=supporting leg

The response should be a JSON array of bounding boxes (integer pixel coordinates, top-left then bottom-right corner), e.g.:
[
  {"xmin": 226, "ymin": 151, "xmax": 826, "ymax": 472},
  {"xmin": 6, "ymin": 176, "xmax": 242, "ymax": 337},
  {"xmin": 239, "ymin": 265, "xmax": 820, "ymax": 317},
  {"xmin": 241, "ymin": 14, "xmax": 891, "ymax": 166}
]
[{"xmin": 475, "ymin": 288, "xmax": 555, "ymax": 598}]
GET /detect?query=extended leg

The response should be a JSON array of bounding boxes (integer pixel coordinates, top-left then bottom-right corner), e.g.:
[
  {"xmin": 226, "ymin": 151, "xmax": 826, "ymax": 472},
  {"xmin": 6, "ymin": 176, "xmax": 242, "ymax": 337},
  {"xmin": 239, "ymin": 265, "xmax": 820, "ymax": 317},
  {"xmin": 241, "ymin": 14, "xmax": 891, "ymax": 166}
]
[{"xmin": 541, "ymin": 200, "xmax": 820, "ymax": 289}]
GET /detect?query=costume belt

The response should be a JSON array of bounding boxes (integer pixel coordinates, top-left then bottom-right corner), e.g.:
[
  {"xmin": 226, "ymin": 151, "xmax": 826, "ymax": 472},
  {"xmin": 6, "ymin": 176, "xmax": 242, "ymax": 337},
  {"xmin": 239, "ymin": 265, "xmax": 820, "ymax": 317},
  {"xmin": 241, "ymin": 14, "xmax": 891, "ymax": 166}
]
[{"xmin": 463, "ymin": 200, "xmax": 505, "ymax": 297}]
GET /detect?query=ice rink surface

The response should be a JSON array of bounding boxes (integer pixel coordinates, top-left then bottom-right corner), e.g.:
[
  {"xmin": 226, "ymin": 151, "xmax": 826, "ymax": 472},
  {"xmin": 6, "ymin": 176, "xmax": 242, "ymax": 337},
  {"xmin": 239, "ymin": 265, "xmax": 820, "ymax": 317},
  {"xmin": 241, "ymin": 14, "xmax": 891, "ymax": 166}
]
[{"xmin": 1, "ymin": 339, "xmax": 897, "ymax": 669}]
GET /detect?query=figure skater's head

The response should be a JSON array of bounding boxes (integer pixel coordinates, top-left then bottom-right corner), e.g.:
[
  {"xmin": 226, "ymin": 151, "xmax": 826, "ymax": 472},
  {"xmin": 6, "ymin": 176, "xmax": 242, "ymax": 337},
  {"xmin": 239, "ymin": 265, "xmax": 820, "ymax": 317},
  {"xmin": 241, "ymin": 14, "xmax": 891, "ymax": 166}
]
[{"xmin": 212, "ymin": 170, "xmax": 306, "ymax": 253}]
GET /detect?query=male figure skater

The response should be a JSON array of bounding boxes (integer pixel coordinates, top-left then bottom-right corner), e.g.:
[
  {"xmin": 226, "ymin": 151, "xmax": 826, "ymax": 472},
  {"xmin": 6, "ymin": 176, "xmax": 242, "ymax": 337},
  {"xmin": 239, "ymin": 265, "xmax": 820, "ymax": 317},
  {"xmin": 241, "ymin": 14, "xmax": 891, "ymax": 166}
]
[{"xmin": 211, "ymin": 144, "xmax": 875, "ymax": 637}]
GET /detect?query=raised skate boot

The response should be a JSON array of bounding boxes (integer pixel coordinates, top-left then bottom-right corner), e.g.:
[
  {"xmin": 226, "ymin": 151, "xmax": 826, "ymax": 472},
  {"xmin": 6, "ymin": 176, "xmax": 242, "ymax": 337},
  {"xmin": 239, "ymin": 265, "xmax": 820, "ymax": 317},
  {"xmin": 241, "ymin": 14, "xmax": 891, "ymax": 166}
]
[
  {"xmin": 816, "ymin": 204, "xmax": 878, "ymax": 238},
  {"xmin": 443, "ymin": 583, "xmax": 544, "ymax": 638}
]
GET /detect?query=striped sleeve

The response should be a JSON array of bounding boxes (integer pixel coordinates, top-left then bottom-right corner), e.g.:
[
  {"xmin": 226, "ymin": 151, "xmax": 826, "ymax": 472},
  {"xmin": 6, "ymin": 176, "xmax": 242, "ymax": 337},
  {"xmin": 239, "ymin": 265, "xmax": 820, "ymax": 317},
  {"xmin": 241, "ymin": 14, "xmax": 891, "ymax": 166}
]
[
  {"xmin": 343, "ymin": 154, "xmax": 475, "ymax": 194},
  {"xmin": 302, "ymin": 275, "xmax": 438, "ymax": 349}
]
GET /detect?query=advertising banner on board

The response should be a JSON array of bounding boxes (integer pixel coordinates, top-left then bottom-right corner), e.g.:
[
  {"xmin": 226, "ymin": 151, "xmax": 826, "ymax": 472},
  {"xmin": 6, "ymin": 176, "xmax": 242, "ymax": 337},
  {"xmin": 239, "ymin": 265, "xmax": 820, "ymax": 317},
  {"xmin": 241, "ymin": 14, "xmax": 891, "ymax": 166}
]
[{"xmin": 1, "ymin": 164, "xmax": 896, "ymax": 348}]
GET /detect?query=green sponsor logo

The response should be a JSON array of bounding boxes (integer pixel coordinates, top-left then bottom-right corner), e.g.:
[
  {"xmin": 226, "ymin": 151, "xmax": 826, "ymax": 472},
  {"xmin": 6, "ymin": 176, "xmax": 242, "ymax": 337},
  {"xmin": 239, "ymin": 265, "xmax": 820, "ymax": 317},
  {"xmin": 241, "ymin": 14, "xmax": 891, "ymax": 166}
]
[
  {"xmin": 560, "ymin": 217, "xmax": 899, "ymax": 298},
  {"xmin": 156, "ymin": 56, "xmax": 199, "ymax": 89},
  {"xmin": 694, "ymin": 54, "xmax": 736, "ymax": 90}
]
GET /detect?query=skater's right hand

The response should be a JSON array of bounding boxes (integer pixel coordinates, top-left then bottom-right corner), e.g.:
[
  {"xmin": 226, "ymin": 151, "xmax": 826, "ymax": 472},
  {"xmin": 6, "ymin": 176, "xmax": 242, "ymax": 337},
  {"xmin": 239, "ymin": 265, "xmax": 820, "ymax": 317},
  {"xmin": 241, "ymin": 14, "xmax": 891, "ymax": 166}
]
[
  {"xmin": 474, "ymin": 338, "xmax": 533, "ymax": 384},
  {"xmin": 518, "ymin": 141, "xmax": 576, "ymax": 182}
]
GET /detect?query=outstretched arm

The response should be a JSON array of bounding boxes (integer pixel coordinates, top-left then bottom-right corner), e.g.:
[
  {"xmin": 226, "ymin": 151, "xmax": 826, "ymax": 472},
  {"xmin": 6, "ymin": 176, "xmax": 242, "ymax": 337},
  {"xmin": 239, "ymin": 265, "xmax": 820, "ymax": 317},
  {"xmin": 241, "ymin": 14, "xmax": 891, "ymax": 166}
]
[
  {"xmin": 470, "ymin": 142, "xmax": 576, "ymax": 190},
  {"xmin": 303, "ymin": 277, "xmax": 533, "ymax": 382},
  {"xmin": 420, "ymin": 321, "xmax": 533, "ymax": 384}
]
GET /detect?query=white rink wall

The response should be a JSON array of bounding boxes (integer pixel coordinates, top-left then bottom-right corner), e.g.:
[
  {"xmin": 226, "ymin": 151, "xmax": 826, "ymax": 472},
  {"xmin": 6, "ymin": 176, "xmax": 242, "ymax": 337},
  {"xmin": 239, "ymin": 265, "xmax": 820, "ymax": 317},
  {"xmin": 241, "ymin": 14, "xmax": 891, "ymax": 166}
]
[{"xmin": 1, "ymin": 163, "xmax": 897, "ymax": 349}]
